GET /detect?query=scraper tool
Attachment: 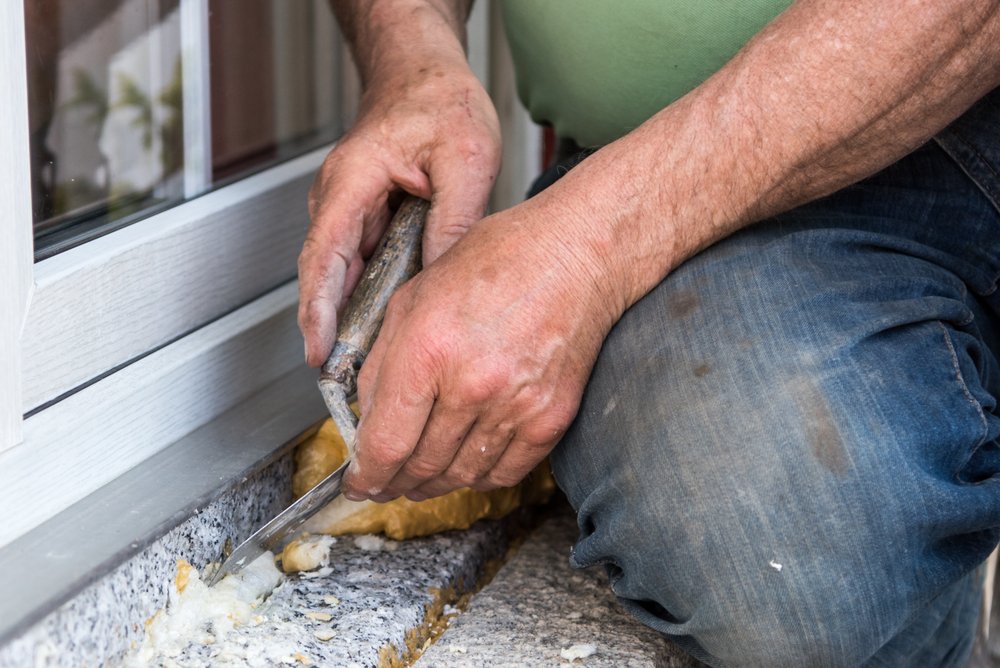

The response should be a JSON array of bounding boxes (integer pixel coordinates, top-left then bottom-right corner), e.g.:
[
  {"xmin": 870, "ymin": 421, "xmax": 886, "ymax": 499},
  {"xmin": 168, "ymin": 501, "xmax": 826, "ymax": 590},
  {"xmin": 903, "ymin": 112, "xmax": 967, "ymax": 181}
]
[{"xmin": 208, "ymin": 195, "xmax": 428, "ymax": 586}]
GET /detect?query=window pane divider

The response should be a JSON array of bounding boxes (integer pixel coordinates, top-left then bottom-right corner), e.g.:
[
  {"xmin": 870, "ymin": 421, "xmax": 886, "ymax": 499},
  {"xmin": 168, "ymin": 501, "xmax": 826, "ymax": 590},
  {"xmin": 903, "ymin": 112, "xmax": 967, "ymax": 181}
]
[{"xmin": 180, "ymin": 0, "xmax": 212, "ymax": 198}]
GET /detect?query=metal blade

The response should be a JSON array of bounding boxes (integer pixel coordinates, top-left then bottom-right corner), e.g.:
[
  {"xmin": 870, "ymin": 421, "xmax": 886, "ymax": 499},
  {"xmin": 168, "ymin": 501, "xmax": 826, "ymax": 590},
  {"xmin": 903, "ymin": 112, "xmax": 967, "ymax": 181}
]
[{"xmin": 206, "ymin": 459, "xmax": 349, "ymax": 586}]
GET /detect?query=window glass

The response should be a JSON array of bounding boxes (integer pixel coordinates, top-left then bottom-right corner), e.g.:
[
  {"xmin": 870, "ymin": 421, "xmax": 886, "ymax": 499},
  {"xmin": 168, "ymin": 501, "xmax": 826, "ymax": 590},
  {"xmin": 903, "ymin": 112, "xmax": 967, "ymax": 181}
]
[{"xmin": 25, "ymin": 0, "xmax": 342, "ymax": 260}]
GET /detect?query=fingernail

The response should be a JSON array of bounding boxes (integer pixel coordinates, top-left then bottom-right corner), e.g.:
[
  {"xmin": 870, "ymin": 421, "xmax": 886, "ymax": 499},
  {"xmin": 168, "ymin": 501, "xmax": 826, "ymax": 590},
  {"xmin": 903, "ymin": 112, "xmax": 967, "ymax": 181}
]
[{"xmin": 344, "ymin": 491, "xmax": 366, "ymax": 502}]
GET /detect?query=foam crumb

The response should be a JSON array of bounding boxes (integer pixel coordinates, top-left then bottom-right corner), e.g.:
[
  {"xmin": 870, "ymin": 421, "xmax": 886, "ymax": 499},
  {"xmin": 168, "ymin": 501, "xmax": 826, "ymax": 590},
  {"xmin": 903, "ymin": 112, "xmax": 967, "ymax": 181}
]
[
  {"xmin": 305, "ymin": 611, "xmax": 331, "ymax": 621},
  {"xmin": 561, "ymin": 644, "xmax": 598, "ymax": 661},
  {"xmin": 280, "ymin": 534, "xmax": 337, "ymax": 572},
  {"xmin": 322, "ymin": 595, "xmax": 340, "ymax": 606},
  {"xmin": 446, "ymin": 644, "xmax": 468, "ymax": 654},
  {"xmin": 299, "ymin": 566, "xmax": 333, "ymax": 579},
  {"xmin": 353, "ymin": 534, "xmax": 398, "ymax": 552}
]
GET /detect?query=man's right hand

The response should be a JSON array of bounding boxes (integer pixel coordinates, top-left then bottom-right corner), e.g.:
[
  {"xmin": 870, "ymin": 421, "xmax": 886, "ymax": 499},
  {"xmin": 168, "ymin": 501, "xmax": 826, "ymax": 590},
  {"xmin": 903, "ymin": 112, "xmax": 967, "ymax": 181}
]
[{"xmin": 298, "ymin": 1, "xmax": 501, "ymax": 368}]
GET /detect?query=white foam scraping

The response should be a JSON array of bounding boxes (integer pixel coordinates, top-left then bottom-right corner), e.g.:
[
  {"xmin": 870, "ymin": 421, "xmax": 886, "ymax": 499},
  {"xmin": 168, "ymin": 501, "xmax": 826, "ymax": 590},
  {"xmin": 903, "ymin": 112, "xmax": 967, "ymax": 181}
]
[
  {"xmin": 354, "ymin": 534, "xmax": 399, "ymax": 552},
  {"xmin": 561, "ymin": 644, "xmax": 598, "ymax": 661},
  {"xmin": 125, "ymin": 553, "xmax": 283, "ymax": 666}
]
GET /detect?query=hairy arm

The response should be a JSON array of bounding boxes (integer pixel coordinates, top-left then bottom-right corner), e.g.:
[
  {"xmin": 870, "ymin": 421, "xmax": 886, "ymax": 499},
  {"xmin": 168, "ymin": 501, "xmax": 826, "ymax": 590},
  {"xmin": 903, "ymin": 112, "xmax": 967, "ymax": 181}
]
[
  {"xmin": 578, "ymin": 0, "xmax": 1000, "ymax": 313},
  {"xmin": 342, "ymin": 0, "xmax": 1000, "ymax": 502},
  {"xmin": 329, "ymin": 0, "xmax": 474, "ymax": 85}
]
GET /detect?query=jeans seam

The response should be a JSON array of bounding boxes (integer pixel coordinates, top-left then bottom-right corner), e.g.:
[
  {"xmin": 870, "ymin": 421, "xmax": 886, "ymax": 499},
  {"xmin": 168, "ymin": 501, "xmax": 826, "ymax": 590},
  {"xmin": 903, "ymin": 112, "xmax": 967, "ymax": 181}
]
[
  {"xmin": 937, "ymin": 320, "xmax": 988, "ymax": 450},
  {"xmin": 574, "ymin": 556, "xmax": 617, "ymax": 568},
  {"xmin": 936, "ymin": 132, "xmax": 1000, "ymax": 295},
  {"xmin": 953, "ymin": 134, "xmax": 1000, "ymax": 293},
  {"xmin": 952, "ymin": 130, "xmax": 1000, "ymax": 198},
  {"xmin": 942, "ymin": 135, "xmax": 1000, "ymax": 205}
]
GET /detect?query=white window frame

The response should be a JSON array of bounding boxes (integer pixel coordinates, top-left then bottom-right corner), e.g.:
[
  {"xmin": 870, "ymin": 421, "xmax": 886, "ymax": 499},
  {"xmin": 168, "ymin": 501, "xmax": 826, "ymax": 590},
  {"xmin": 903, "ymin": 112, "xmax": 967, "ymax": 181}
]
[
  {"xmin": 0, "ymin": 0, "xmax": 344, "ymax": 551},
  {"xmin": 0, "ymin": 0, "xmax": 34, "ymax": 458},
  {"xmin": 0, "ymin": 0, "xmax": 538, "ymax": 554}
]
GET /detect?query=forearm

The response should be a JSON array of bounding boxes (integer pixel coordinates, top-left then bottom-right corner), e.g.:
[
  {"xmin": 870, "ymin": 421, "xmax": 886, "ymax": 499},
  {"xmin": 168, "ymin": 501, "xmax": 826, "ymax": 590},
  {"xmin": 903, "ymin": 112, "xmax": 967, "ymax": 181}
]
[
  {"xmin": 543, "ymin": 0, "xmax": 1000, "ymax": 318},
  {"xmin": 330, "ymin": 0, "xmax": 474, "ymax": 88}
]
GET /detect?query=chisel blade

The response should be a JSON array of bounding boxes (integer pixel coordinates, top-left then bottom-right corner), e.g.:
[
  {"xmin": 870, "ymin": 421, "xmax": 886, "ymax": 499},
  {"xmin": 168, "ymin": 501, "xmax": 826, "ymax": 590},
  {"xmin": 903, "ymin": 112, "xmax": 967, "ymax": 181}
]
[{"xmin": 206, "ymin": 459, "xmax": 348, "ymax": 586}]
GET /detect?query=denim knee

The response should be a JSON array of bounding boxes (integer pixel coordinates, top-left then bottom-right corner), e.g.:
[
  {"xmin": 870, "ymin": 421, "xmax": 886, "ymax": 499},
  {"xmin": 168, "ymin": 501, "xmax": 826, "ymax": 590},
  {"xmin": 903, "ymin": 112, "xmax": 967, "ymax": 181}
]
[{"xmin": 551, "ymin": 195, "xmax": 1000, "ymax": 666}]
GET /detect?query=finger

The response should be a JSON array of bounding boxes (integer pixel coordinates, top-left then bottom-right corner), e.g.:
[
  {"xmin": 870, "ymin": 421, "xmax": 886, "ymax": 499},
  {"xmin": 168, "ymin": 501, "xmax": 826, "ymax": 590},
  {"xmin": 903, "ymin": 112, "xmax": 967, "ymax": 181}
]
[
  {"xmin": 480, "ymin": 433, "xmax": 560, "ymax": 491},
  {"xmin": 342, "ymin": 322, "xmax": 439, "ymax": 501},
  {"xmin": 298, "ymin": 151, "xmax": 396, "ymax": 367},
  {"xmin": 409, "ymin": 421, "xmax": 515, "ymax": 500},
  {"xmin": 380, "ymin": 403, "xmax": 478, "ymax": 498},
  {"xmin": 421, "ymin": 140, "xmax": 499, "ymax": 265}
]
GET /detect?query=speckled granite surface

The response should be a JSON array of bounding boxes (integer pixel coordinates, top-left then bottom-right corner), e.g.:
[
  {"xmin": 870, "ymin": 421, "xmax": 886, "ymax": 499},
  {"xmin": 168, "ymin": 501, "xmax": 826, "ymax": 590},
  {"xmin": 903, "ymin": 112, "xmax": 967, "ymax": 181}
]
[
  {"xmin": 416, "ymin": 506, "xmax": 706, "ymax": 668},
  {"xmin": 125, "ymin": 524, "xmax": 509, "ymax": 667},
  {"xmin": 1, "ymin": 455, "xmax": 700, "ymax": 668},
  {"xmin": 0, "ymin": 454, "xmax": 295, "ymax": 668},
  {"xmin": 0, "ymin": 446, "xmax": 514, "ymax": 668}
]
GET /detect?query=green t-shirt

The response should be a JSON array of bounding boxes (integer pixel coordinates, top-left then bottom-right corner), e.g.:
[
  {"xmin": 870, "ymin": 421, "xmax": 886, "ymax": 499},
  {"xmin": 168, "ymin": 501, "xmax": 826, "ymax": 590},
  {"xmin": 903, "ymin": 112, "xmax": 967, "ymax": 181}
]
[{"xmin": 501, "ymin": 0, "xmax": 794, "ymax": 148}]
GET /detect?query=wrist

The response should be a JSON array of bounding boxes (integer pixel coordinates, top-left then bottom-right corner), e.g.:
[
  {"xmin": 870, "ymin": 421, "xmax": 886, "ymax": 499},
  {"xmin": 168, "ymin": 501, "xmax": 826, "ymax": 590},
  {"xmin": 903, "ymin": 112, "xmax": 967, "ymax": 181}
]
[
  {"xmin": 347, "ymin": 1, "xmax": 470, "ymax": 89},
  {"xmin": 527, "ymin": 133, "xmax": 684, "ymax": 323}
]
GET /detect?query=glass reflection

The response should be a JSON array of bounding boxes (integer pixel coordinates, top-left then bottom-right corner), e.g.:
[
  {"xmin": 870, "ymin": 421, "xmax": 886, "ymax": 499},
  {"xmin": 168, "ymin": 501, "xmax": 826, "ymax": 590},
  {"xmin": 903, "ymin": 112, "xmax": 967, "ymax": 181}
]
[{"xmin": 25, "ymin": 0, "xmax": 343, "ymax": 259}]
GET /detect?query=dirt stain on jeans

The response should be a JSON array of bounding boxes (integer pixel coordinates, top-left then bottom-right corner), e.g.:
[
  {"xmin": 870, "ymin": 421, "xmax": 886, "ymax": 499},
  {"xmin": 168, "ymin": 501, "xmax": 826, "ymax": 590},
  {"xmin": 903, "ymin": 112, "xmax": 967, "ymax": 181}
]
[
  {"xmin": 790, "ymin": 375, "xmax": 850, "ymax": 478},
  {"xmin": 668, "ymin": 290, "xmax": 701, "ymax": 321}
]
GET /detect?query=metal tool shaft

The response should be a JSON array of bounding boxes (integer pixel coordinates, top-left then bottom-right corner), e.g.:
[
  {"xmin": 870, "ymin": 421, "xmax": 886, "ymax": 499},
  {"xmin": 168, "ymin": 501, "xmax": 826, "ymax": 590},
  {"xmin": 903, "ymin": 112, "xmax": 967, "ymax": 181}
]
[
  {"xmin": 208, "ymin": 196, "xmax": 428, "ymax": 586},
  {"xmin": 318, "ymin": 196, "xmax": 427, "ymax": 449}
]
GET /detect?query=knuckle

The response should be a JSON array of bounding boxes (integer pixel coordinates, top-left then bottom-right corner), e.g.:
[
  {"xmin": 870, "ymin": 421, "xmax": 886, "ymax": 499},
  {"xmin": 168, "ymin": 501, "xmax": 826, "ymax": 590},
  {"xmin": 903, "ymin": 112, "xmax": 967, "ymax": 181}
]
[
  {"xmin": 485, "ymin": 470, "xmax": 524, "ymax": 489},
  {"xmin": 458, "ymin": 363, "xmax": 505, "ymax": 405},
  {"xmin": 522, "ymin": 402, "xmax": 578, "ymax": 445},
  {"xmin": 445, "ymin": 468, "xmax": 480, "ymax": 489},
  {"xmin": 404, "ymin": 456, "xmax": 447, "ymax": 481},
  {"xmin": 458, "ymin": 377, "xmax": 495, "ymax": 406},
  {"xmin": 455, "ymin": 136, "xmax": 500, "ymax": 171},
  {"xmin": 469, "ymin": 479, "xmax": 497, "ymax": 493},
  {"xmin": 361, "ymin": 430, "xmax": 411, "ymax": 471}
]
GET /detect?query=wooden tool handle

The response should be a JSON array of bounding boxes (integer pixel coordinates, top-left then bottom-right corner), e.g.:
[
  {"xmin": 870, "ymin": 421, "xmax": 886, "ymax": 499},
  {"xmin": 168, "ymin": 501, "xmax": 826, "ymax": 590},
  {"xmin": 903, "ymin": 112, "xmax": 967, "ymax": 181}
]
[
  {"xmin": 318, "ymin": 196, "xmax": 428, "ymax": 399},
  {"xmin": 337, "ymin": 195, "xmax": 427, "ymax": 354}
]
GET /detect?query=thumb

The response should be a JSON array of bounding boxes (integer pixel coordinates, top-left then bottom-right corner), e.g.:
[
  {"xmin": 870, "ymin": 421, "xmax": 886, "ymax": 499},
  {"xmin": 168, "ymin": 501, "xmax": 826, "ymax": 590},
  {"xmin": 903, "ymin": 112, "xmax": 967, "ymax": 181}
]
[{"xmin": 299, "ymin": 155, "xmax": 395, "ymax": 367}]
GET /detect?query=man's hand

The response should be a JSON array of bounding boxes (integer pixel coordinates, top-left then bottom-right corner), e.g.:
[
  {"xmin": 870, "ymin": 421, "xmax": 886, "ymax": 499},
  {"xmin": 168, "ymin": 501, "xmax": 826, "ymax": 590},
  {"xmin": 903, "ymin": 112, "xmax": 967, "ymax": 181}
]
[
  {"xmin": 342, "ymin": 193, "xmax": 622, "ymax": 502},
  {"xmin": 298, "ymin": 0, "xmax": 500, "ymax": 367}
]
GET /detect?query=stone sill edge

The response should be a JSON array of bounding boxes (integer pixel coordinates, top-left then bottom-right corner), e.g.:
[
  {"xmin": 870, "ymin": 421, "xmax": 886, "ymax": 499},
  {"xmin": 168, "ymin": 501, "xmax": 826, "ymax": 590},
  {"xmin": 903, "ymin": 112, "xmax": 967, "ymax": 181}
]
[{"xmin": 0, "ymin": 362, "xmax": 329, "ymax": 649}]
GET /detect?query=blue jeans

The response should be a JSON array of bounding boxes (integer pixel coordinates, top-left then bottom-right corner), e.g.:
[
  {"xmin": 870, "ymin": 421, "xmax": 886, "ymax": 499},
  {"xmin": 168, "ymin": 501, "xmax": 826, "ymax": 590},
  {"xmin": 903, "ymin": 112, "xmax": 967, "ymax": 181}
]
[{"xmin": 538, "ymin": 88, "xmax": 1000, "ymax": 667}]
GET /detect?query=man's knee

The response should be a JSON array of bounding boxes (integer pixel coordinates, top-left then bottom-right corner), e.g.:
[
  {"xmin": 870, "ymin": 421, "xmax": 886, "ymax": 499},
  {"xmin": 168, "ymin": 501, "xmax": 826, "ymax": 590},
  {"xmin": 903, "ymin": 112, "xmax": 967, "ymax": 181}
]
[
  {"xmin": 566, "ymin": 476, "xmax": 986, "ymax": 668},
  {"xmin": 563, "ymin": 476, "xmax": 887, "ymax": 667},
  {"xmin": 549, "ymin": 221, "xmax": 1000, "ymax": 667}
]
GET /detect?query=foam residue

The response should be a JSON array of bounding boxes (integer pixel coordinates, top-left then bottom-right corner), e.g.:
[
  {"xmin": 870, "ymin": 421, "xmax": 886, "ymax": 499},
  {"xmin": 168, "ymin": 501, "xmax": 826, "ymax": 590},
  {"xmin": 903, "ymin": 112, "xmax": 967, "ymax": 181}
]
[
  {"xmin": 354, "ymin": 534, "xmax": 399, "ymax": 552},
  {"xmin": 280, "ymin": 534, "xmax": 337, "ymax": 572},
  {"xmin": 560, "ymin": 644, "xmax": 598, "ymax": 661},
  {"xmin": 125, "ymin": 553, "xmax": 283, "ymax": 666}
]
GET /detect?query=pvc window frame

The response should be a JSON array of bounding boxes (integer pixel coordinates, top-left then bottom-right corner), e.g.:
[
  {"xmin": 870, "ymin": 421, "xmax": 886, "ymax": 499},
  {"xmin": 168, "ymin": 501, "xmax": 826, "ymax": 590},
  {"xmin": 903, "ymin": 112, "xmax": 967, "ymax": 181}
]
[{"xmin": 0, "ymin": 0, "xmax": 346, "ymax": 551}]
